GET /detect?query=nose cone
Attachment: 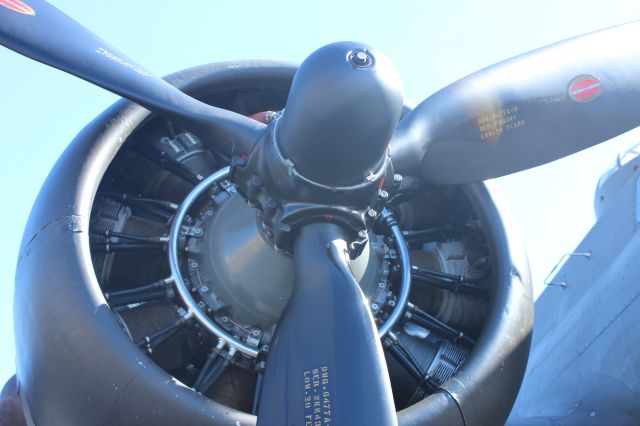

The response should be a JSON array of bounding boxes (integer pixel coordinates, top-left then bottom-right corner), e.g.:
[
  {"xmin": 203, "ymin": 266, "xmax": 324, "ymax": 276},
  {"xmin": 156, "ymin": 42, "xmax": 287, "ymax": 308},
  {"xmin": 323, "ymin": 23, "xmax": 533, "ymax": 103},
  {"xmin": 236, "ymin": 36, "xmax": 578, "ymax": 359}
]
[{"xmin": 277, "ymin": 42, "xmax": 403, "ymax": 187}]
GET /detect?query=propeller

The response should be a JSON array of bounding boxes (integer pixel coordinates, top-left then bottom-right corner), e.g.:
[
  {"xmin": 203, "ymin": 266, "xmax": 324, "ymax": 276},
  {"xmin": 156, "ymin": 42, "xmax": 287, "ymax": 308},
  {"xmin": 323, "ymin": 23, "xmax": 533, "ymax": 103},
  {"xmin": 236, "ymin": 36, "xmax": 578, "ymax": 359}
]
[
  {"xmin": 256, "ymin": 223, "xmax": 397, "ymax": 425},
  {"xmin": 0, "ymin": 0, "xmax": 263, "ymax": 157},
  {"xmin": 390, "ymin": 21, "xmax": 640, "ymax": 184},
  {"xmin": 3, "ymin": 1, "xmax": 640, "ymax": 424}
]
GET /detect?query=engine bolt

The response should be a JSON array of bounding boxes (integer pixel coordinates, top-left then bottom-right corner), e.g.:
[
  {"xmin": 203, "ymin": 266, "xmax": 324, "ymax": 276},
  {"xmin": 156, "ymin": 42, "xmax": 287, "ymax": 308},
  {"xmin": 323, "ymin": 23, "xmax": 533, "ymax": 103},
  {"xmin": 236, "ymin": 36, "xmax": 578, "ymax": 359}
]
[
  {"xmin": 393, "ymin": 173, "xmax": 403, "ymax": 183},
  {"xmin": 250, "ymin": 175, "xmax": 263, "ymax": 187},
  {"xmin": 367, "ymin": 209, "xmax": 377, "ymax": 218},
  {"xmin": 379, "ymin": 190, "xmax": 389, "ymax": 199}
]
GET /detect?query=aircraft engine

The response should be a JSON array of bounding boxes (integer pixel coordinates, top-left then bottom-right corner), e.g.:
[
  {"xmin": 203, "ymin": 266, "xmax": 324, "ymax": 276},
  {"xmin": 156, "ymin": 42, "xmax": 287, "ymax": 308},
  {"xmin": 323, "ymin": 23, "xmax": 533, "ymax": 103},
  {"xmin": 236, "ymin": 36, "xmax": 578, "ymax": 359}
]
[{"xmin": 10, "ymin": 62, "xmax": 532, "ymax": 425}]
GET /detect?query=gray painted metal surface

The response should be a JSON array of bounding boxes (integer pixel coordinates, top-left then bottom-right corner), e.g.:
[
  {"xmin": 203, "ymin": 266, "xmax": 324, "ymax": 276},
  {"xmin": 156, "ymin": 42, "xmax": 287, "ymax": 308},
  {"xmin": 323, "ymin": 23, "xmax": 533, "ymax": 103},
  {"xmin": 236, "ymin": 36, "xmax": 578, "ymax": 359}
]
[{"xmin": 508, "ymin": 145, "xmax": 640, "ymax": 425}]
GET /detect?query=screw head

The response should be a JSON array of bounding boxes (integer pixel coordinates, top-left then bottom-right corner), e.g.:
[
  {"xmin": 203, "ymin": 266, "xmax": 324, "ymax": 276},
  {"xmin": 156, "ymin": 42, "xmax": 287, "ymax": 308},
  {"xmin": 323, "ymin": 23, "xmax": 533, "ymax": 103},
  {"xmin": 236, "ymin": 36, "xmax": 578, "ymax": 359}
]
[
  {"xmin": 367, "ymin": 209, "xmax": 377, "ymax": 218},
  {"xmin": 251, "ymin": 175, "xmax": 263, "ymax": 187},
  {"xmin": 393, "ymin": 173, "xmax": 403, "ymax": 183},
  {"xmin": 379, "ymin": 190, "xmax": 389, "ymax": 199},
  {"xmin": 371, "ymin": 303, "xmax": 379, "ymax": 310},
  {"xmin": 358, "ymin": 230, "xmax": 368, "ymax": 238}
]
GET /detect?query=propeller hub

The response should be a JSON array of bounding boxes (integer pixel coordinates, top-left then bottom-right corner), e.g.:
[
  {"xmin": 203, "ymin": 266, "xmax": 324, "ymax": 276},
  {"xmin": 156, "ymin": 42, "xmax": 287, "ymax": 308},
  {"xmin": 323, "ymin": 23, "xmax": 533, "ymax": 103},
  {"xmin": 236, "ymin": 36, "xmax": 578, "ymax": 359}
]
[
  {"xmin": 234, "ymin": 43, "xmax": 403, "ymax": 253},
  {"xmin": 277, "ymin": 41, "xmax": 403, "ymax": 187}
]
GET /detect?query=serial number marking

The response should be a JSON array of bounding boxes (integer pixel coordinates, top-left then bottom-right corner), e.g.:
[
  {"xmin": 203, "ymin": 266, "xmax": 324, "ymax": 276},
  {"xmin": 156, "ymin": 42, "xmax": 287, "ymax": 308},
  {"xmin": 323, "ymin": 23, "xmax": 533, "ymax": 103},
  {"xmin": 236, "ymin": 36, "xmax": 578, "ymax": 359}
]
[
  {"xmin": 475, "ymin": 106, "xmax": 526, "ymax": 141},
  {"xmin": 95, "ymin": 47, "xmax": 152, "ymax": 77},
  {"xmin": 304, "ymin": 366, "xmax": 332, "ymax": 425}
]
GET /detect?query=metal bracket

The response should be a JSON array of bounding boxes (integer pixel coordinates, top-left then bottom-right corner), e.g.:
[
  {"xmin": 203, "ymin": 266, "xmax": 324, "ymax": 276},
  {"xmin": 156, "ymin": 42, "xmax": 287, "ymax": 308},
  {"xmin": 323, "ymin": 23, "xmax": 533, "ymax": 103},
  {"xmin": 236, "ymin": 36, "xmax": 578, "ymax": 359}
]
[
  {"xmin": 219, "ymin": 179, "xmax": 237, "ymax": 195},
  {"xmin": 544, "ymin": 251, "xmax": 592, "ymax": 288}
]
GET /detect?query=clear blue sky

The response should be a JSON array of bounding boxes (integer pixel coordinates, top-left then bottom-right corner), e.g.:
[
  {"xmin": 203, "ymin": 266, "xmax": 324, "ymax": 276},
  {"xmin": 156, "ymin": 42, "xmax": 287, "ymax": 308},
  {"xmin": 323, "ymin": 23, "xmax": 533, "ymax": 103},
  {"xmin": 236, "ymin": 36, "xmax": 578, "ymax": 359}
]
[{"xmin": 1, "ymin": 0, "xmax": 640, "ymax": 386}]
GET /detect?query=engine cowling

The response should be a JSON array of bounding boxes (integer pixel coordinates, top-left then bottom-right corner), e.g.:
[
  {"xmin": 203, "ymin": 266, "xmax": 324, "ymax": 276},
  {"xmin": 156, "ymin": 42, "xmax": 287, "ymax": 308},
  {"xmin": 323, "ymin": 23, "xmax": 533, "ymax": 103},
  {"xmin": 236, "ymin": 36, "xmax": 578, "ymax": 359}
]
[{"xmin": 9, "ymin": 61, "xmax": 532, "ymax": 426}]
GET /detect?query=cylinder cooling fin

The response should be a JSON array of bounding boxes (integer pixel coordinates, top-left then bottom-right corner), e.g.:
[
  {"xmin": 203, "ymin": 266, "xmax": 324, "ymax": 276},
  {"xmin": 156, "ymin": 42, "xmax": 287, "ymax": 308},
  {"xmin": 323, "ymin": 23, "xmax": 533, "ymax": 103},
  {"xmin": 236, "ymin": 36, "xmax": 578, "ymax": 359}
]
[{"xmin": 12, "ymin": 61, "xmax": 532, "ymax": 426}]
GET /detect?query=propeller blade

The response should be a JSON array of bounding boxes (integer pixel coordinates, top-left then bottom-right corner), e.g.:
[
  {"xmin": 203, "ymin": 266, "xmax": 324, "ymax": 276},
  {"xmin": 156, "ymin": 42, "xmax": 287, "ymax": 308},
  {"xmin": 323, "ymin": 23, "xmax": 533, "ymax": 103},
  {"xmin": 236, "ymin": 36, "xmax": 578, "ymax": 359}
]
[
  {"xmin": 0, "ymin": 0, "xmax": 263, "ymax": 156},
  {"xmin": 256, "ymin": 223, "xmax": 396, "ymax": 426},
  {"xmin": 391, "ymin": 21, "xmax": 640, "ymax": 184}
]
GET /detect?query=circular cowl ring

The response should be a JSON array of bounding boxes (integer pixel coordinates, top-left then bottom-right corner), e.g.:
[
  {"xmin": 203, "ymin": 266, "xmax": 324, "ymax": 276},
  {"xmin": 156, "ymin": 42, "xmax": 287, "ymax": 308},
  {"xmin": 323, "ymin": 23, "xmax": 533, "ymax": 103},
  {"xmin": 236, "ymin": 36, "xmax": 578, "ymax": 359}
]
[{"xmin": 13, "ymin": 61, "xmax": 533, "ymax": 425}]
